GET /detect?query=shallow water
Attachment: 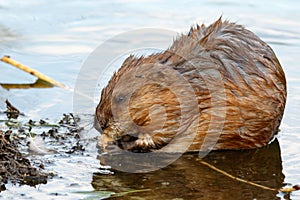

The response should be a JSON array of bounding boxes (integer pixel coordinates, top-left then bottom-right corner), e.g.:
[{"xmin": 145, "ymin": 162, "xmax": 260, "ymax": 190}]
[{"xmin": 0, "ymin": 0, "xmax": 299, "ymax": 199}]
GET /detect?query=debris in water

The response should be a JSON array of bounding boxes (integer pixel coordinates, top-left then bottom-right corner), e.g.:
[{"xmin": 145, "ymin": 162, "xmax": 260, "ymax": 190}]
[
  {"xmin": 0, "ymin": 130, "xmax": 48, "ymax": 190},
  {"xmin": 0, "ymin": 100, "xmax": 86, "ymax": 191},
  {"xmin": 4, "ymin": 99, "xmax": 21, "ymax": 119}
]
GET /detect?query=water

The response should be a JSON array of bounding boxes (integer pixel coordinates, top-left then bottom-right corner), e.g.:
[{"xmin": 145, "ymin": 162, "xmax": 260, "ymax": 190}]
[{"xmin": 0, "ymin": 0, "xmax": 299, "ymax": 199}]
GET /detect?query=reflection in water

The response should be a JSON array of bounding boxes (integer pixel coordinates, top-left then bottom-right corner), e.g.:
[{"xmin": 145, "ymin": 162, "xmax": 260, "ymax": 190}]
[
  {"xmin": 0, "ymin": 79, "xmax": 53, "ymax": 90},
  {"xmin": 94, "ymin": 139, "xmax": 284, "ymax": 199}
]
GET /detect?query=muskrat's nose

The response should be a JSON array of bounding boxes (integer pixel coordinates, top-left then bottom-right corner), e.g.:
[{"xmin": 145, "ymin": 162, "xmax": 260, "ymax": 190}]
[{"xmin": 94, "ymin": 116, "xmax": 102, "ymax": 133}]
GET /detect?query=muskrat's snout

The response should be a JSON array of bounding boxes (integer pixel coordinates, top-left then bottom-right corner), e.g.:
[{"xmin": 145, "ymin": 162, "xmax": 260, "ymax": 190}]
[{"xmin": 94, "ymin": 115, "xmax": 119, "ymax": 153}]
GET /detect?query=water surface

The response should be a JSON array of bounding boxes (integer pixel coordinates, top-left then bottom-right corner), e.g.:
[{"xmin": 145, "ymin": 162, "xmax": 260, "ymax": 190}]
[{"xmin": 0, "ymin": 0, "xmax": 299, "ymax": 199}]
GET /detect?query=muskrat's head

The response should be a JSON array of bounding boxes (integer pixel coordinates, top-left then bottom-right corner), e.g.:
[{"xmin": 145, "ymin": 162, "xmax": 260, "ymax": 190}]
[{"xmin": 95, "ymin": 55, "xmax": 188, "ymax": 152}]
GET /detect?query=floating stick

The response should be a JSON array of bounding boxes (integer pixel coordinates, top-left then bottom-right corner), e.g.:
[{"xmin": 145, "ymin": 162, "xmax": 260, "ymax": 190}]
[{"xmin": 1, "ymin": 56, "xmax": 65, "ymax": 88}]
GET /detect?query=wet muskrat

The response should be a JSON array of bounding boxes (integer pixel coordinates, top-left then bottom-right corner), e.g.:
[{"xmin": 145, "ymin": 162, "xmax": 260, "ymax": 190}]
[{"xmin": 95, "ymin": 18, "xmax": 286, "ymax": 153}]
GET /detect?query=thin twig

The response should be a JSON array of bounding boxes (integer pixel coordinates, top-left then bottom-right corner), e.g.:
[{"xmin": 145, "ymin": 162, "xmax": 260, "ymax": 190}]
[
  {"xmin": 199, "ymin": 160, "xmax": 277, "ymax": 191},
  {"xmin": 200, "ymin": 160, "xmax": 299, "ymax": 194},
  {"xmin": 110, "ymin": 188, "xmax": 151, "ymax": 198}
]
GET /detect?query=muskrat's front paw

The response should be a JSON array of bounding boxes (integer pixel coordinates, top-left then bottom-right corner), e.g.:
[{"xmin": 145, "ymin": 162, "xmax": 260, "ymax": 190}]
[
  {"xmin": 97, "ymin": 140, "xmax": 121, "ymax": 154},
  {"xmin": 97, "ymin": 134, "xmax": 120, "ymax": 154}
]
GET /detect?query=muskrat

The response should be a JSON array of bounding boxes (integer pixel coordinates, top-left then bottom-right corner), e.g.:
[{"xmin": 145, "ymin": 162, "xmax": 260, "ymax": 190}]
[{"xmin": 95, "ymin": 18, "xmax": 286, "ymax": 153}]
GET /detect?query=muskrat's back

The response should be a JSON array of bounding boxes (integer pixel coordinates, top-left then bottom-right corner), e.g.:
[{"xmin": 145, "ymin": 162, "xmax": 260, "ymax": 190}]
[{"xmin": 95, "ymin": 18, "xmax": 287, "ymax": 153}]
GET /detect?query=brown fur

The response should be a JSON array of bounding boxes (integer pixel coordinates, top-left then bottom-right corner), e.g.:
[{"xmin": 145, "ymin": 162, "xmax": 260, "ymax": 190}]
[{"xmin": 95, "ymin": 18, "xmax": 287, "ymax": 152}]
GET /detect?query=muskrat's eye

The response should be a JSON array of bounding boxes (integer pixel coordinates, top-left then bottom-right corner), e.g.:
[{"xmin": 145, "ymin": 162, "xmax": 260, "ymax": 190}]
[{"xmin": 115, "ymin": 95, "xmax": 125, "ymax": 103}]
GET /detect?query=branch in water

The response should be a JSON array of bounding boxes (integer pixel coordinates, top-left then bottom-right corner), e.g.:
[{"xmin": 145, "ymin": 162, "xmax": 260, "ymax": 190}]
[
  {"xmin": 0, "ymin": 55, "xmax": 65, "ymax": 88},
  {"xmin": 199, "ymin": 160, "xmax": 299, "ymax": 194}
]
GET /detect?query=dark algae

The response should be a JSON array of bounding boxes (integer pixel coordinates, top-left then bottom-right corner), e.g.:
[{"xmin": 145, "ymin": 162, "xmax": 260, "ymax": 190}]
[
  {"xmin": 0, "ymin": 129, "xmax": 47, "ymax": 191},
  {"xmin": 0, "ymin": 100, "xmax": 85, "ymax": 191}
]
